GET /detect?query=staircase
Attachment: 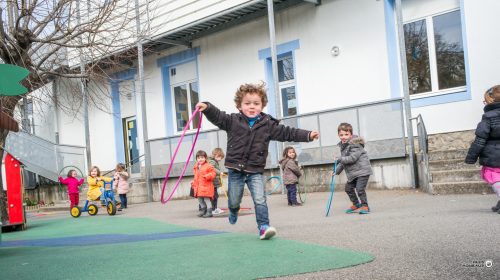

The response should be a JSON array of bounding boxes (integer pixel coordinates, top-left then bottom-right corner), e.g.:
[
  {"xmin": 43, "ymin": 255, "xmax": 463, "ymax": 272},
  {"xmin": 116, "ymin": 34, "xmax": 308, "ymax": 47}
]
[{"xmin": 428, "ymin": 149, "xmax": 491, "ymax": 194}]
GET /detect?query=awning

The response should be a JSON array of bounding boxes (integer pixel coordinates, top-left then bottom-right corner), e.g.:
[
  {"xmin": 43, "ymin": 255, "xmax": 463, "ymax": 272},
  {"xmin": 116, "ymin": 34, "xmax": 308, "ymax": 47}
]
[{"xmin": 145, "ymin": 0, "xmax": 320, "ymax": 52}]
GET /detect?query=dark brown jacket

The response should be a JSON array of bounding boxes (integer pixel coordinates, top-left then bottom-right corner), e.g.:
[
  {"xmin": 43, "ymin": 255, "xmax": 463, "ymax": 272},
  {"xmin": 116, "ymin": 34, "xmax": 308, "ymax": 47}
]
[{"xmin": 202, "ymin": 102, "xmax": 312, "ymax": 173}]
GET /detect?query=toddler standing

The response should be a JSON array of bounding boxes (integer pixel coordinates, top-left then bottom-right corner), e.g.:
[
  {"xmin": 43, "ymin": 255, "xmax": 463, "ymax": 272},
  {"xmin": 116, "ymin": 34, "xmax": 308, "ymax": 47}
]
[
  {"xmin": 59, "ymin": 169, "xmax": 84, "ymax": 208},
  {"xmin": 208, "ymin": 148, "xmax": 225, "ymax": 214},
  {"xmin": 192, "ymin": 150, "xmax": 217, "ymax": 218},
  {"xmin": 113, "ymin": 163, "xmax": 129, "ymax": 211},
  {"xmin": 279, "ymin": 146, "xmax": 302, "ymax": 206}
]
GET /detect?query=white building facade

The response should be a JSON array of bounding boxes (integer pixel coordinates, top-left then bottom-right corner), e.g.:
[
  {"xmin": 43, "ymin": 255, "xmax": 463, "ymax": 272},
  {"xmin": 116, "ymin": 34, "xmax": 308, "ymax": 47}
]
[{"xmin": 16, "ymin": 0, "xmax": 500, "ymax": 197}]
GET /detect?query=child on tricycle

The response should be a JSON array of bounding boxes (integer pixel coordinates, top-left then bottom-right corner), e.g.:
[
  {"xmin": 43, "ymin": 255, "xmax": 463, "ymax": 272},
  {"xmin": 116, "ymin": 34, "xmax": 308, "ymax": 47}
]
[{"xmin": 70, "ymin": 166, "xmax": 118, "ymax": 218}]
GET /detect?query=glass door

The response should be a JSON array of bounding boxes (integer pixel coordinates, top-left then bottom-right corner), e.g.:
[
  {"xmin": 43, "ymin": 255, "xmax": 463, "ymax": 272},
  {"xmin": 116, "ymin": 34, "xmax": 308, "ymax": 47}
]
[{"xmin": 123, "ymin": 117, "xmax": 140, "ymax": 174}]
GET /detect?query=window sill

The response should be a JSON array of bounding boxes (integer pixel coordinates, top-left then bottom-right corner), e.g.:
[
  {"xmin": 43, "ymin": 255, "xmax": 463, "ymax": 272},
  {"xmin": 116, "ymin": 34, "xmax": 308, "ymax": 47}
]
[{"xmin": 409, "ymin": 87, "xmax": 470, "ymax": 108}]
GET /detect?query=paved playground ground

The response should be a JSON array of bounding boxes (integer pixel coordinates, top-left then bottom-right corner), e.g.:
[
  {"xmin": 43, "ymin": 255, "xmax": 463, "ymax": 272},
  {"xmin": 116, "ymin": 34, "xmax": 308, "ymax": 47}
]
[{"xmin": 1, "ymin": 189, "xmax": 499, "ymax": 279}]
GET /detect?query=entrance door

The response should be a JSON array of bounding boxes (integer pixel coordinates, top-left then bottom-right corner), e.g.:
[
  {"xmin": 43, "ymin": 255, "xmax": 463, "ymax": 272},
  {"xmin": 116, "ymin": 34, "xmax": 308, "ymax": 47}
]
[{"xmin": 124, "ymin": 117, "xmax": 140, "ymax": 174}]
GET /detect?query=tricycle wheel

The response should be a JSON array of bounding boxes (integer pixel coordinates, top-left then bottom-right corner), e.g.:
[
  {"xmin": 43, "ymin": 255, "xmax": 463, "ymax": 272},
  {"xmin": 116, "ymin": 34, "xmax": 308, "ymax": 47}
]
[
  {"xmin": 70, "ymin": 206, "xmax": 81, "ymax": 218},
  {"xmin": 107, "ymin": 201, "xmax": 117, "ymax": 215},
  {"xmin": 88, "ymin": 204, "xmax": 98, "ymax": 216}
]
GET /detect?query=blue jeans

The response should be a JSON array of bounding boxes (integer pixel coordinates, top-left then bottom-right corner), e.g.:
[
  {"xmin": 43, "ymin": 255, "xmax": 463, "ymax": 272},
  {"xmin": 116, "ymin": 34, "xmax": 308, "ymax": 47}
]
[
  {"xmin": 286, "ymin": 184, "xmax": 297, "ymax": 204},
  {"xmin": 119, "ymin": 194, "xmax": 128, "ymax": 208},
  {"xmin": 227, "ymin": 169, "xmax": 269, "ymax": 229}
]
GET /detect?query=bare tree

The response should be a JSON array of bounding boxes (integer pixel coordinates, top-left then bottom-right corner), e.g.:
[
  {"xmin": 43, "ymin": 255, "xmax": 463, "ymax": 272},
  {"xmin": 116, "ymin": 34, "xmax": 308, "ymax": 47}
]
[{"xmin": 0, "ymin": 0, "xmax": 146, "ymax": 223}]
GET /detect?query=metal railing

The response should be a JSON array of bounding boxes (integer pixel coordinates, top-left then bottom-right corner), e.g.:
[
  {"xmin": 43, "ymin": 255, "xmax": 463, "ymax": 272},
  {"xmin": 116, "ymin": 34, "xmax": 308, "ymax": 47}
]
[
  {"xmin": 411, "ymin": 114, "xmax": 431, "ymax": 191},
  {"xmin": 5, "ymin": 131, "xmax": 87, "ymax": 182},
  {"xmin": 146, "ymin": 98, "xmax": 407, "ymax": 179}
]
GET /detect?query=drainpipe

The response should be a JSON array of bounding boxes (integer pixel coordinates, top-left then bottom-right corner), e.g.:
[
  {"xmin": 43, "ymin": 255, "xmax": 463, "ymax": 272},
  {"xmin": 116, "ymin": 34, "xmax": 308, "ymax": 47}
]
[
  {"xmin": 267, "ymin": 0, "xmax": 285, "ymax": 185},
  {"xmin": 395, "ymin": 0, "xmax": 417, "ymax": 188},
  {"xmin": 135, "ymin": 0, "xmax": 153, "ymax": 202}
]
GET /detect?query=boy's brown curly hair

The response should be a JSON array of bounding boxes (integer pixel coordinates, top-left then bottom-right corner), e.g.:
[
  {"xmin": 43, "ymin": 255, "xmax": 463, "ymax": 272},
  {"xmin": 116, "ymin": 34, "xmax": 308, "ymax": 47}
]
[{"xmin": 234, "ymin": 82, "xmax": 268, "ymax": 109}]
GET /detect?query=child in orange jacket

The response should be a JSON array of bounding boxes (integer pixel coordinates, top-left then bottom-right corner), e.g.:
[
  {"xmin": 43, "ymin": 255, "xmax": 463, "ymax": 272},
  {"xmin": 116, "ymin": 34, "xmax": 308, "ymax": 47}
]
[{"xmin": 192, "ymin": 150, "xmax": 216, "ymax": 218}]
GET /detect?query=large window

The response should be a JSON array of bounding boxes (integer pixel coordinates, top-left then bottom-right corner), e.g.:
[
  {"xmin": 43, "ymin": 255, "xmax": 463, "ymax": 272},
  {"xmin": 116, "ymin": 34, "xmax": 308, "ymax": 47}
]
[
  {"xmin": 278, "ymin": 53, "xmax": 297, "ymax": 117},
  {"xmin": 172, "ymin": 81, "xmax": 199, "ymax": 132},
  {"xmin": 404, "ymin": 10, "xmax": 466, "ymax": 95}
]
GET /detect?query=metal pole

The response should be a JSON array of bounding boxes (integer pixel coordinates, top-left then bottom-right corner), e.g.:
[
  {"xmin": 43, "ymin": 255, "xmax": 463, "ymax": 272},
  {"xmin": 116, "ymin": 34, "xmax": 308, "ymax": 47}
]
[
  {"xmin": 53, "ymin": 80, "xmax": 60, "ymax": 144},
  {"xmin": 266, "ymin": 0, "xmax": 285, "ymax": 182},
  {"xmin": 395, "ymin": 0, "xmax": 416, "ymax": 188},
  {"xmin": 76, "ymin": 0, "xmax": 92, "ymax": 171},
  {"xmin": 134, "ymin": 0, "xmax": 153, "ymax": 202},
  {"xmin": 266, "ymin": 0, "xmax": 281, "ymax": 120}
]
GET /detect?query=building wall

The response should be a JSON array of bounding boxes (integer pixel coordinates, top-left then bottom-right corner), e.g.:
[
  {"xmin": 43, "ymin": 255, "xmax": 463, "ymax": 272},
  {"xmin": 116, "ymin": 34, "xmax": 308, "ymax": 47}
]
[
  {"xmin": 404, "ymin": 0, "xmax": 500, "ymax": 134},
  {"xmin": 22, "ymin": 0, "xmax": 500, "ymax": 179}
]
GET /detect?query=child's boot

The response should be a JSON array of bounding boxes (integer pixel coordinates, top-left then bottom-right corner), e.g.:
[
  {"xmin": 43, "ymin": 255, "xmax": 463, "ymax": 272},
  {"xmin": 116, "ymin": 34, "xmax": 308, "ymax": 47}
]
[
  {"xmin": 359, "ymin": 205, "xmax": 370, "ymax": 214},
  {"xmin": 198, "ymin": 207, "xmax": 207, "ymax": 217},
  {"xmin": 203, "ymin": 208, "xmax": 213, "ymax": 218},
  {"xmin": 345, "ymin": 203, "xmax": 362, "ymax": 213},
  {"xmin": 492, "ymin": 200, "xmax": 500, "ymax": 212}
]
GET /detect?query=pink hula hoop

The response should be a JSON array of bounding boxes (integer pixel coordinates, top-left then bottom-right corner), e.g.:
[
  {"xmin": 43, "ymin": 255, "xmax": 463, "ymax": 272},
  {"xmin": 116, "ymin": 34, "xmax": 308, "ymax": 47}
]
[{"xmin": 160, "ymin": 108, "xmax": 203, "ymax": 204}]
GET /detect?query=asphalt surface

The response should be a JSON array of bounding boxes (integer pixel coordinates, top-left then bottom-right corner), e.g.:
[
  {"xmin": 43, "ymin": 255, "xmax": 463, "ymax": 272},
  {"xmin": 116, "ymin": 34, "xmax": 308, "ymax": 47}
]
[{"xmin": 26, "ymin": 189, "xmax": 500, "ymax": 279}]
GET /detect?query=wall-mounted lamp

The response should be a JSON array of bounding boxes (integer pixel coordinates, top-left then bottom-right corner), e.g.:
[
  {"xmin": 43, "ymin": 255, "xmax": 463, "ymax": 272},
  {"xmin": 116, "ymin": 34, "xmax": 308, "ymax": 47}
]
[{"xmin": 331, "ymin": 46, "xmax": 340, "ymax": 57}]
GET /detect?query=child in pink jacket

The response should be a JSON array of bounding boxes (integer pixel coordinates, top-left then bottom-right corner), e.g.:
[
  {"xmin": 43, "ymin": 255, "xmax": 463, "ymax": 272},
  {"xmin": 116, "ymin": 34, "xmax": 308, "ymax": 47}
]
[
  {"xmin": 59, "ymin": 169, "xmax": 84, "ymax": 208},
  {"xmin": 113, "ymin": 163, "xmax": 129, "ymax": 210}
]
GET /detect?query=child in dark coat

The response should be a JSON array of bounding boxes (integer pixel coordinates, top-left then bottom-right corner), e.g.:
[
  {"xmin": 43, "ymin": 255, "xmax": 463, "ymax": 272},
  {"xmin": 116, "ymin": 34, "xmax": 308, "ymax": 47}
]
[
  {"xmin": 465, "ymin": 85, "xmax": 500, "ymax": 213},
  {"xmin": 196, "ymin": 82, "xmax": 319, "ymax": 240},
  {"xmin": 335, "ymin": 123, "xmax": 373, "ymax": 214}
]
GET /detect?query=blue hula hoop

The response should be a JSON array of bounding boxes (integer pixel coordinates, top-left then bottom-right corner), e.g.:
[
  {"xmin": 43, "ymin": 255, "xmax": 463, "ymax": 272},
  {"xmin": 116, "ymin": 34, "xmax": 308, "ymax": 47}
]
[
  {"xmin": 325, "ymin": 161, "xmax": 337, "ymax": 217},
  {"xmin": 266, "ymin": 176, "xmax": 283, "ymax": 195}
]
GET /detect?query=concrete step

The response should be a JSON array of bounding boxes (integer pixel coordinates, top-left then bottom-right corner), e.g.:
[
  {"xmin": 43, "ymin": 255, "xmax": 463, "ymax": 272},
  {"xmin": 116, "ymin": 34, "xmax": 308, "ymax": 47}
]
[
  {"xmin": 430, "ymin": 181, "xmax": 492, "ymax": 195},
  {"xmin": 428, "ymin": 158, "xmax": 481, "ymax": 171},
  {"xmin": 428, "ymin": 149, "xmax": 468, "ymax": 161},
  {"xmin": 431, "ymin": 168, "xmax": 481, "ymax": 183}
]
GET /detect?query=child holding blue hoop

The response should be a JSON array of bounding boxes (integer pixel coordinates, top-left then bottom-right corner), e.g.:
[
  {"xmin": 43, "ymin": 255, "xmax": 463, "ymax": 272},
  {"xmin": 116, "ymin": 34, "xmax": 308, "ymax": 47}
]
[
  {"xmin": 335, "ymin": 123, "xmax": 373, "ymax": 214},
  {"xmin": 196, "ymin": 82, "xmax": 319, "ymax": 240},
  {"xmin": 279, "ymin": 146, "xmax": 302, "ymax": 207}
]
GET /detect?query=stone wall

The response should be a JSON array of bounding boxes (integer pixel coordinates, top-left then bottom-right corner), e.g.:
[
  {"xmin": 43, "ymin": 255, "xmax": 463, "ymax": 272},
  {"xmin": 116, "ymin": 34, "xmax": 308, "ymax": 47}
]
[
  {"xmin": 427, "ymin": 130, "xmax": 475, "ymax": 151},
  {"xmin": 135, "ymin": 157, "xmax": 413, "ymax": 203},
  {"xmin": 25, "ymin": 157, "xmax": 413, "ymax": 205}
]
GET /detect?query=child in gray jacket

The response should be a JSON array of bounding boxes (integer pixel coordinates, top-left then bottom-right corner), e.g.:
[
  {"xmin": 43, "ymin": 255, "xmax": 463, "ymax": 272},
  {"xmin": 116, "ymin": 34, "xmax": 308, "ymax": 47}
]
[{"xmin": 335, "ymin": 123, "xmax": 373, "ymax": 214}]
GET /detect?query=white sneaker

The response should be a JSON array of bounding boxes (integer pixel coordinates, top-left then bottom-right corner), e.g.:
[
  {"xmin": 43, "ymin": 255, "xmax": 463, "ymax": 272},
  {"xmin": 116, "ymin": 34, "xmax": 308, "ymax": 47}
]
[{"xmin": 213, "ymin": 208, "xmax": 224, "ymax": 215}]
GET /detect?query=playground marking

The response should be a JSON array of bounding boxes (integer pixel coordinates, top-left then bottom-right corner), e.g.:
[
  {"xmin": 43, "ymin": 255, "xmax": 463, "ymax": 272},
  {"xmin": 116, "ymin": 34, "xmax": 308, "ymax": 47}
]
[{"xmin": 0, "ymin": 229, "xmax": 223, "ymax": 247}]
